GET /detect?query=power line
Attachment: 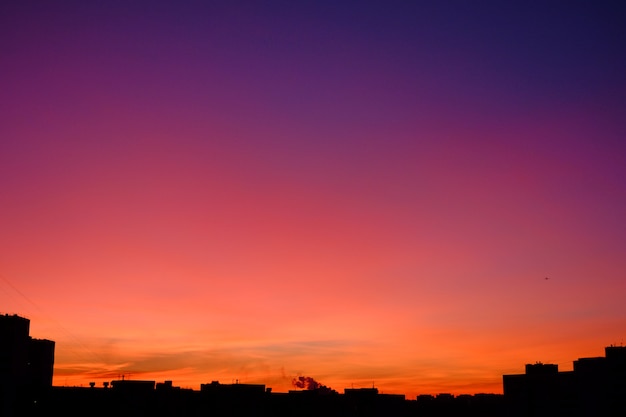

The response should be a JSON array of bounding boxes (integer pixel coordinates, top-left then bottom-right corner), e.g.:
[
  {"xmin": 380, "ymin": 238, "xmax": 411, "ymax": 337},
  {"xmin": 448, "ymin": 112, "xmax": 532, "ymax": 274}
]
[{"xmin": 0, "ymin": 271, "xmax": 109, "ymax": 369}]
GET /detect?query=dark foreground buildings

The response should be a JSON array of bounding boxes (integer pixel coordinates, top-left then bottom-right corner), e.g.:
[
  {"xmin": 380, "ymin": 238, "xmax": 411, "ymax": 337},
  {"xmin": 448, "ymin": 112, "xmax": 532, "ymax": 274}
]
[
  {"xmin": 503, "ymin": 345, "xmax": 626, "ymax": 416},
  {"xmin": 2, "ymin": 314, "xmax": 625, "ymax": 416},
  {"xmin": 26, "ymin": 381, "xmax": 505, "ymax": 417},
  {"xmin": 0, "ymin": 314, "xmax": 55, "ymax": 416}
]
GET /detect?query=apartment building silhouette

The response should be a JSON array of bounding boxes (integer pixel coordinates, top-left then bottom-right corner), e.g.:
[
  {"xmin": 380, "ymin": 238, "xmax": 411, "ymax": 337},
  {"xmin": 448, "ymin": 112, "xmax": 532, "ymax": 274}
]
[
  {"xmin": 503, "ymin": 345, "xmax": 626, "ymax": 416},
  {"xmin": 0, "ymin": 313, "xmax": 55, "ymax": 415}
]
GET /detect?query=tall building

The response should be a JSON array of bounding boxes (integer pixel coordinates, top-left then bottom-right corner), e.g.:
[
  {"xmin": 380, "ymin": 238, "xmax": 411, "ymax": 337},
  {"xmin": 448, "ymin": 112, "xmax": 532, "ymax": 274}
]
[
  {"xmin": 0, "ymin": 314, "xmax": 31, "ymax": 388},
  {"xmin": 0, "ymin": 313, "xmax": 55, "ymax": 415}
]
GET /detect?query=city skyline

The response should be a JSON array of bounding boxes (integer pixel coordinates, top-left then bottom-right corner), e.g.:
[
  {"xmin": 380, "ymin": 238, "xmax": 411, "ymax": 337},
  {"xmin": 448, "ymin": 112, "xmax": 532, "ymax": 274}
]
[
  {"xmin": 1, "ymin": 1, "xmax": 625, "ymax": 399},
  {"xmin": 3, "ymin": 313, "xmax": 624, "ymax": 416},
  {"xmin": 2, "ymin": 312, "xmax": 624, "ymax": 401}
]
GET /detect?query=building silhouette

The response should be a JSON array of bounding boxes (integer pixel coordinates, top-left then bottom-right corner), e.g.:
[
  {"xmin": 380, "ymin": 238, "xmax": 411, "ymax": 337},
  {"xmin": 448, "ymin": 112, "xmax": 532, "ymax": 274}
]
[
  {"xmin": 0, "ymin": 314, "xmax": 55, "ymax": 415},
  {"xmin": 503, "ymin": 346, "xmax": 626, "ymax": 416}
]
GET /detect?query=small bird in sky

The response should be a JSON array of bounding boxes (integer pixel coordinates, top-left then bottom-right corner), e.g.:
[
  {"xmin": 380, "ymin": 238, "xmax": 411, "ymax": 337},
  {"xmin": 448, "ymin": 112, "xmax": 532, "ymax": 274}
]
[{"xmin": 545, "ymin": 277, "xmax": 549, "ymax": 280}]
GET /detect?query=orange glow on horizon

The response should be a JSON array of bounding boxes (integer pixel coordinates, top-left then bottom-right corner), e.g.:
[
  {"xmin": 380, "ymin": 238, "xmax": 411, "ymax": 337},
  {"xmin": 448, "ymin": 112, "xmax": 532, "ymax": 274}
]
[{"xmin": 2, "ymin": 1, "xmax": 625, "ymax": 401}]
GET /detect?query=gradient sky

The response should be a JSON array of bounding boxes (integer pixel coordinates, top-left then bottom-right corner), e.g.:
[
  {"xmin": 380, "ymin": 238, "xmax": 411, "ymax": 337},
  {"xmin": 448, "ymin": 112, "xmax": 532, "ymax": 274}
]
[{"xmin": 1, "ymin": 1, "xmax": 625, "ymax": 397}]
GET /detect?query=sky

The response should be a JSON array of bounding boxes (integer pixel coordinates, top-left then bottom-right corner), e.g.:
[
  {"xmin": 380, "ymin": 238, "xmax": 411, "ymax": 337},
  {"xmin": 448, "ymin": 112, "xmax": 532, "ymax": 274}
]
[{"xmin": 1, "ymin": 0, "xmax": 625, "ymax": 397}]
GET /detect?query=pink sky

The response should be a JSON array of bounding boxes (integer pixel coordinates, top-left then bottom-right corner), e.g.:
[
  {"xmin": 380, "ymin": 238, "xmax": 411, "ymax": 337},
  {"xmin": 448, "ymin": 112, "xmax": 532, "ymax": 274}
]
[{"xmin": 1, "ymin": 1, "xmax": 625, "ymax": 398}]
